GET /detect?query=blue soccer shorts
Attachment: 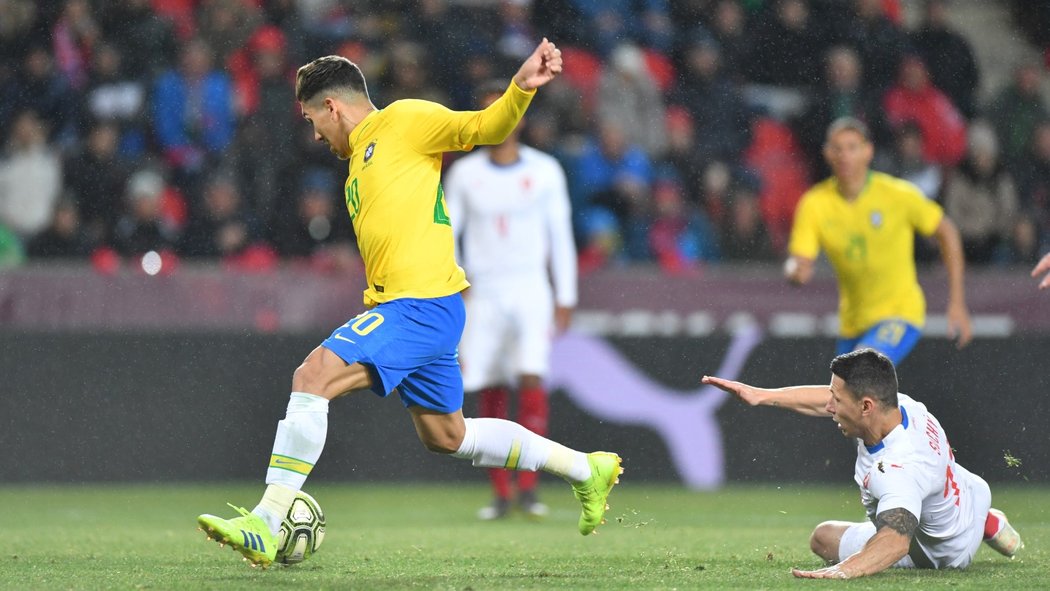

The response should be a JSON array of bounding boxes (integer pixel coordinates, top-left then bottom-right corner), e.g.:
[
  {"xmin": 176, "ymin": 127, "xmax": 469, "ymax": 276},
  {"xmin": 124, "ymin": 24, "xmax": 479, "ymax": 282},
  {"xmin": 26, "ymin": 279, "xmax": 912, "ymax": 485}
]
[
  {"xmin": 320, "ymin": 293, "xmax": 465, "ymax": 414},
  {"xmin": 836, "ymin": 319, "xmax": 922, "ymax": 365}
]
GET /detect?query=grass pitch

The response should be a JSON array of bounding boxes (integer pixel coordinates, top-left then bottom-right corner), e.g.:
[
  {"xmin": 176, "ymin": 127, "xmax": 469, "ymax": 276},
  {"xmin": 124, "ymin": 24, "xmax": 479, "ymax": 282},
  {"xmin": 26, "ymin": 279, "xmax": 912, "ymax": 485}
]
[{"xmin": 1, "ymin": 483, "xmax": 1044, "ymax": 590}]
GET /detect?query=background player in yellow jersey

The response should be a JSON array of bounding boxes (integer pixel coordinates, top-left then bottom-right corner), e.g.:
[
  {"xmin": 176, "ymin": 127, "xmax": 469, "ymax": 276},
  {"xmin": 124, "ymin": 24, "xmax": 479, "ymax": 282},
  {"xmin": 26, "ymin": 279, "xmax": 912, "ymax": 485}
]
[
  {"xmin": 197, "ymin": 40, "xmax": 623, "ymax": 568},
  {"xmin": 784, "ymin": 117, "xmax": 972, "ymax": 364}
]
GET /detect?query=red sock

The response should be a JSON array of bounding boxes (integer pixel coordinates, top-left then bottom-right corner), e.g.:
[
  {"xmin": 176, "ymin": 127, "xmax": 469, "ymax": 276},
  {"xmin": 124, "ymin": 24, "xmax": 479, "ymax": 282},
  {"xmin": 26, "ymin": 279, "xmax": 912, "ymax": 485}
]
[
  {"xmin": 984, "ymin": 511, "xmax": 1001, "ymax": 539},
  {"xmin": 479, "ymin": 387, "xmax": 511, "ymax": 499},
  {"xmin": 516, "ymin": 386, "xmax": 549, "ymax": 492}
]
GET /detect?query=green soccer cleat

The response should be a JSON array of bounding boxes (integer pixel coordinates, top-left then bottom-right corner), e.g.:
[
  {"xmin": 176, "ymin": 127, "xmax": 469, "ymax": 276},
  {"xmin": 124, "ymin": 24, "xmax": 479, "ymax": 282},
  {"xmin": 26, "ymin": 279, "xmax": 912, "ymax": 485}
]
[
  {"xmin": 571, "ymin": 451, "xmax": 623, "ymax": 535},
  {"xmin": 197, "ymin": 503, "xmax": 278, "ymax": 568}
]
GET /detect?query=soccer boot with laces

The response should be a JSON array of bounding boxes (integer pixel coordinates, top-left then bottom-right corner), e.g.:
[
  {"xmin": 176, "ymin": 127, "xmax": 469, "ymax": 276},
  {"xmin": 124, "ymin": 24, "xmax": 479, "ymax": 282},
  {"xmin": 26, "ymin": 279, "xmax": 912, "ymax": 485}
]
[
  {"xmin": 571, "ymin": 451, "xmax": 623, "ymax": 535},
  {"xmin": 197, "ymin": 504, "xmax": 278, "ymax": 568},
  {"xmin": 984, "ymin": 508, "xmax": 1023, "ymax": 558}
]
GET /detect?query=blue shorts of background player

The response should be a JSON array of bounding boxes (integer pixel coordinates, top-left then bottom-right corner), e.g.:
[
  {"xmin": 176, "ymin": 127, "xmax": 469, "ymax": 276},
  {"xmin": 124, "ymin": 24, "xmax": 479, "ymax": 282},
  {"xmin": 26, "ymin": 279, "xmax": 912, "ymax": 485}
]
[
  {"xmin": 321, "ymin": 293, "xmax": 466, "ymax": 414},
  {"xmin": 836, "ymin": 319, "xmax": 922, "ymax": 366}
]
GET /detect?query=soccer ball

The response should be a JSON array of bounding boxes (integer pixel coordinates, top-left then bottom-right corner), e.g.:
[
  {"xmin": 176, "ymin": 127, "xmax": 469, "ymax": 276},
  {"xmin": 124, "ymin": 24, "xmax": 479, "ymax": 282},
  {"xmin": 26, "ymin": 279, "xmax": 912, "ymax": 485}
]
[{"xmin": 275, "ymin": 490, "xmax": 326, "ymax": 565}]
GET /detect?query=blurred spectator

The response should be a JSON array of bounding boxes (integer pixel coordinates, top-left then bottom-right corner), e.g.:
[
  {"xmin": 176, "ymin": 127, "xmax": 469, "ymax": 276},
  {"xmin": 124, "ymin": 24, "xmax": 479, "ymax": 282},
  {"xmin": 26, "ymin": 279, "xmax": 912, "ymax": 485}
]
[
  {"xmin": 742, "ymin": 0, "xmax": 825, "ymax": 87},
  {"xmin": 0, "ymin": 0, "xmax": 37, "ymax": 61},
  {"xmin": 64, "ymin": 119, "xmax": 133, "ymax": 243},
  {"xmin": 112, "ymin": 168, "xmax": 180, "ymax": 257},
  {"xmin": 27, "ymin": 196, "xmax": 93, "ymax": 258},
  {"xmin": 987, "ymin": 60, "xmax": 1050, "ymax": 165},
  {"xmin": 648, "ymin": 175, "xmax": 720, "ymax": 273},
  {"xmin": 707, "ymin": 0, "xmax": 748, "ymax": 79},
  {"xmin": 911, "ymin": 0, "xmax": 980, "ymax": 119},
  {"xmin": 876, "ymin": 122, "xmax": 942, "ymax": 200},
  {"xmin": 941, "ymin": 121, "xmax": 1019, "ymax": 264},
  {"xmin": 882, "ymin": 53, "xmax": 967, "ymax": 167},
  {"xmin": 151, "ymin": 37, "xmax": 235, "ymax": 199},
  {"xmin": 568, "ymin": 0, "xmax": 673, "ymax": 56},
  {"xmin": 1010, "ymin": 120, "xmax": 1050, "ymax": 262},
  {"xmin": 495, "ymin": 0, "xmax": 538, "ymax": 69},
  {"xmin": 83, "ymin": 42, "xmax": 148, "ymax": 157},
  {"xmin": 597, "ymin": 43, "xmax": 667, "ymax": 158},
  {"xmin": 51, "ymin": 0, "xmax": 100, "ymax": 91},
  {"xmin": 0, "ymin": 110, "xmax": 63, "ymax": 241},
  {"xmin": 11, "ymin": 44, "xmax": 82, "ymax": 149},
  {"xmin": 98, "ymin": 0, "xmax": 178, "ymax": 80},
  {"xmin": 230, "ymin": 26, "xmax": 298, "ymax": 222},
  {"xmin": 378, "ymin": 41, "xmax": 449, "ymax": 106},
  {"xmin": 718, "ymin": 173, "xmax": 776, "ymax": 262},
  {"xmin": 668, "ymin": 28, "xmax": 751, "ymax": 169},
  {"xmin": 795, "ymin": 45, "xmax": 888, "ymax": 175},
  {"xmin": 178, "ymin": 172, "xmax": 262, "ymax": 258},
  {"xmin": 841, "ymin": 0, "xmax": 907, "ymax": 95},
  {"xmin": 567, "ymin": 120, "xmax": 653, "ymax": 245},
  {"xmin": 271, "ymin": 168, "xmax": 356, "ymax": 271},
  {"xmin": 198, "ymin": 0, "xmax": 263, "ymax": 68}
]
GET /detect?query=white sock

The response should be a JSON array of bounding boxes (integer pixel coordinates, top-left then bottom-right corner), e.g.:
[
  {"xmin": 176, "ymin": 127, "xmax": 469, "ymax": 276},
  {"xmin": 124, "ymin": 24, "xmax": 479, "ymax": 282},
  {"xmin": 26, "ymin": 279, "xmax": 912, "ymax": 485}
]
[
  {"xmin": 252, "ymin": 392, "xmax": 329, "ymax": 535},
  {"xmin": 452, "ymin": 418, "xmax": 591, "ymax": 483}
]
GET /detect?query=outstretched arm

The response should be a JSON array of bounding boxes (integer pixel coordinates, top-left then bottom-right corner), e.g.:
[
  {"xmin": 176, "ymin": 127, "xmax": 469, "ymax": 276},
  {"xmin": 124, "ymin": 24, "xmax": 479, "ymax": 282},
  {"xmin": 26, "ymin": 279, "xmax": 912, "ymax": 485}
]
[
  {"xmin": 701, "ymin": 376, "xmax": 830, "ymax": 417},
  {"xmin": 1033, "ymin": 252, "xmax": 1050, "ymax": 290},
  {"xmin": 933, "ymin": 217, "xmax": 972, "ymax": 348},
  {"xmin": 792, "ymin": 508, "xmax": 916, "ymax": 579},
  {"xmin": 512, "ymin": 38, "xmax": 563, "ymax": 91}
]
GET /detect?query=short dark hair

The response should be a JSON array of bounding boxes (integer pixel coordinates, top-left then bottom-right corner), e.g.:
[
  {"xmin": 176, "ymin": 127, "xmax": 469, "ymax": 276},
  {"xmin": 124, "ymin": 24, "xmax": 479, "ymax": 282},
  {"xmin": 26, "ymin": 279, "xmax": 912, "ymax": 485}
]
[
  {"xmin": 826, "ymin": 116, "xmax": 871, "ymax": 144},
  {"xmin": 295, "ymin": 55, "xmax": 370, "ymax": 104},
  {"xmin": 829, "ymin": 348, "xmax": 898, "ymax": 409}
]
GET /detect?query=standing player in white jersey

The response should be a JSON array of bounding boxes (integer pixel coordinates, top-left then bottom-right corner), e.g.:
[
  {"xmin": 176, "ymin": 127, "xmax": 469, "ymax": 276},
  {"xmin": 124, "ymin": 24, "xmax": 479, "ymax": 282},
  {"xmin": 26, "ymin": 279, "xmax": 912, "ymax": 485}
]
[
  {"xmin": 444, "ymin": 81, "xmax": 577, "ymax": 520},
  {"xmin": 703, "ymin": 348, "xmax": 1022, "ymax": 579}
]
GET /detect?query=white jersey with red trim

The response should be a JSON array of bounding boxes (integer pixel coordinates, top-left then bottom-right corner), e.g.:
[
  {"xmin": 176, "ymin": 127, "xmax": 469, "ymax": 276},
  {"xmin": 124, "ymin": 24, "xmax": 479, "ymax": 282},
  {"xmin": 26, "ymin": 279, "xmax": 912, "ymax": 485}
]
[
  {"xmin": 853, "ymin": 393, "xmax": 988, "ymax": 567},
  {"xmin": 444, "ymin": 144, "xmax": 577, "ymax": 307}
]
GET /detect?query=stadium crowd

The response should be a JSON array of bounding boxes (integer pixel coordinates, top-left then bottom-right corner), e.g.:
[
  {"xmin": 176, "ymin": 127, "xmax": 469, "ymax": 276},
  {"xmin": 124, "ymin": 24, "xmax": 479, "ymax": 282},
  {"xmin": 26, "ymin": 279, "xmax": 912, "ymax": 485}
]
[{"xmin": 1, "ymin": 0, "xmax": 1048, "ymax": 275}]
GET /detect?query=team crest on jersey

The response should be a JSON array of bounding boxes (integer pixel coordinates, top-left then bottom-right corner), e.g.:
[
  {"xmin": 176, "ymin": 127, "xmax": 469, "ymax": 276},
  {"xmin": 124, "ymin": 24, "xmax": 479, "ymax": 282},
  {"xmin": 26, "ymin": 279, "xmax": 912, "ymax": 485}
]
[
  {"xmin": 364, "ymin": 140, "xmax": 376, "ymax": 162},
  {"xmin": 870, "ymin": 210, "xmax": 883, "ymax": 229}
]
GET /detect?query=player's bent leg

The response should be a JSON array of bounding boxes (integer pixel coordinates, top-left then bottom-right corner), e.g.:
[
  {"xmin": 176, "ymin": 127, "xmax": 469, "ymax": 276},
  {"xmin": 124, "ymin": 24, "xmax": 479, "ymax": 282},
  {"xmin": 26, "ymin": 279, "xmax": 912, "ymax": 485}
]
[
  {"xmin": 809, "ymin": 520, "xmax": 855, "ymax": 564},
  {"xmin": 984, "ymin": 508, "xmax": 1024, "ymax": 558},
  {"xmin": 441, "ymin": 411, "xmax": 622, "ymax": 535},
  {"xmin": 292, "ymin": 345, "xmax": 375, "ymax": 400},
  {"xmin": 516, "ymin": 374, "xmax": 550, "ymax": 518},
  {"xmin": 198, "ymin": 346, "xmax": 374, "ymax": 567}
]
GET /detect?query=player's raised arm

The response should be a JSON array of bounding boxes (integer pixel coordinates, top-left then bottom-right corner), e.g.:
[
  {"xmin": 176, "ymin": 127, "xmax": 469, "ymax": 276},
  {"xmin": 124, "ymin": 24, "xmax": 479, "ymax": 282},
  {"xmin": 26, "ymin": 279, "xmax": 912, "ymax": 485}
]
[
  {"xmin": 701, "ymin": 376, "xmax": 831, "ymax": 417},
  {"xmin": 1033, "ymin": 252, "xmax": 1050, "ymax": 290},
  {"xmin": 932, "ymin": 217, "xmax": 972, "ymax": 348},
  {"xmin": 512, "ymin": 38, "xmax": 563, "ymax": 91}
]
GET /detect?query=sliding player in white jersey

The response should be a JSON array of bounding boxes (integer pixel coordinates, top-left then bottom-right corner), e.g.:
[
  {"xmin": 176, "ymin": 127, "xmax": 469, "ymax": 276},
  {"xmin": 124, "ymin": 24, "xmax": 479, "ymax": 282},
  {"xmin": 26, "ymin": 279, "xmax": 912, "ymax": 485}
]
[
  {"xmin": 703, "ymin": 348, "xmax": 1022, "ymax": 579},
  {"xmin": 444, "ymin": 81, "xmax": 577, "ymax": 520}
]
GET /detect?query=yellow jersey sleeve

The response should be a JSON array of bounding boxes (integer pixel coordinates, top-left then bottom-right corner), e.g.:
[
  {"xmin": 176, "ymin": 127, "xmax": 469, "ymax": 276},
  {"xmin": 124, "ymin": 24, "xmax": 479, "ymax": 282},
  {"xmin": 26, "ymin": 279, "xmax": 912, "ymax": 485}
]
[
  {"xmin": 788, "ymin": 189, "xmax": 822, "ymax": 259},
  {"xmin": 395, "ymin": 82, "xmax": 535, "ymax": 155},
  {"xmin": 906, "ymin": 187, "xmax": 944, "ymax": 237}
]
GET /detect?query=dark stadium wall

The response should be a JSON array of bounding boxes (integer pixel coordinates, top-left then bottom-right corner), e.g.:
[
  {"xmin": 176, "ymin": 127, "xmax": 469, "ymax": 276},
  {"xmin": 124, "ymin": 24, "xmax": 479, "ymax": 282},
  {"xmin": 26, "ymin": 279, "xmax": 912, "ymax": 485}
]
[{"xmin": 2, "ymin": 332, "xmax": 1045, "ymax": 485}]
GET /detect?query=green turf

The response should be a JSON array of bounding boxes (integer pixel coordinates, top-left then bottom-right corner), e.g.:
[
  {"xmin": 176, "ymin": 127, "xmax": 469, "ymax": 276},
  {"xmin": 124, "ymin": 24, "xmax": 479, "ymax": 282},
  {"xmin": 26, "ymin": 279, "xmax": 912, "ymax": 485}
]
[{"xmin": 0, "ymin": 483, "xmax": 1044, "ymax": 590}]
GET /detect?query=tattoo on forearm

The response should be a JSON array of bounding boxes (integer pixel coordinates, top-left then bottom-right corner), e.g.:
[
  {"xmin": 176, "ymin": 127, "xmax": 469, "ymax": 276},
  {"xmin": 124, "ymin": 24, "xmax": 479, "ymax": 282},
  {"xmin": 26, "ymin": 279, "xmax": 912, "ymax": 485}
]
[{"xmin": 875, "ymin": 508, "xmax": 918, "ymax": 537}]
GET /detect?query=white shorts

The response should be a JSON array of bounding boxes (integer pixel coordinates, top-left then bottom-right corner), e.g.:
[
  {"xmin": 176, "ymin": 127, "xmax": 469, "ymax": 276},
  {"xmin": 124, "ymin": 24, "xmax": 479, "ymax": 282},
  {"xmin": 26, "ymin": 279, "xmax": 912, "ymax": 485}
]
[
  {"xmin": 839, "ymin": 467, "xmax": 992, "ymax": 569},
  {"xmin": 459, "ymin": 281, "xmax": 554, "ymax": 391}
]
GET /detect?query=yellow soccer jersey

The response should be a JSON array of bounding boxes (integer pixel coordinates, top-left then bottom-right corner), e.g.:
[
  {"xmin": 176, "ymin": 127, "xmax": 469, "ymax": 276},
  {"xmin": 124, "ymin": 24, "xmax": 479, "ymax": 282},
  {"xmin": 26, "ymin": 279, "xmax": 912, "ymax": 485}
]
[
  {"xmin": 788, "ymin": 171, "xmax": 944, "ymax": 338},
  {"xmin": 343, "ymin": 82, "xmax": 535, "ymax": 307}
]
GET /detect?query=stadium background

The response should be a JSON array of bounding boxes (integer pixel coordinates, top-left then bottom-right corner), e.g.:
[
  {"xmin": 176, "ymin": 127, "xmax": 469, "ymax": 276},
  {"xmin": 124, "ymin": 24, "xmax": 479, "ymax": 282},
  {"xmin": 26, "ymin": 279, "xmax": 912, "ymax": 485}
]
[{"xmin": 2, "ymin": 0, "xmax": 1049, "ymax": 489}]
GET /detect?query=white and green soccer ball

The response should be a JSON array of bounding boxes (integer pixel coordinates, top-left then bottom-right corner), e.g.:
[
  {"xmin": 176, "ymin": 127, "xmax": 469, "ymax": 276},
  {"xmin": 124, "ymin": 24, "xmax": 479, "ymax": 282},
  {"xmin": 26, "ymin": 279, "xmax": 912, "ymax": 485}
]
[{"xmin": 275, "ymin": 490, "xmax": 326, "ymax": 565}]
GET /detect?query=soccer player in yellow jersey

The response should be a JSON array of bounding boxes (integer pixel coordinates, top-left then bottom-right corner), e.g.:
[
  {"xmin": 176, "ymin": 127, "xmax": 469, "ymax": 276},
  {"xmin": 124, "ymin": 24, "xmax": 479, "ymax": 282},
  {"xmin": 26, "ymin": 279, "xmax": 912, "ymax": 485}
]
[
  {"xmin": 785, "ymin": 117, "xmax": 972, "ymax": 364},
  {"xmin": 197, "ymin": 40, "xmax": 623, "ymax": 568}
]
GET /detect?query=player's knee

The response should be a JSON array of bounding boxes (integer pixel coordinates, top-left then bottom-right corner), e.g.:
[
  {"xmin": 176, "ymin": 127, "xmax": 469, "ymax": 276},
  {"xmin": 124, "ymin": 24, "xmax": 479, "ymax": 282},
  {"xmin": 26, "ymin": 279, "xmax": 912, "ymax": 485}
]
[
  {"xmin": 810, "ymin": 522, "xmax": 842, "ymax": 563},
  {"xmin": 420, "ymin": 432, "xmax": 462, "ymax": 454}
]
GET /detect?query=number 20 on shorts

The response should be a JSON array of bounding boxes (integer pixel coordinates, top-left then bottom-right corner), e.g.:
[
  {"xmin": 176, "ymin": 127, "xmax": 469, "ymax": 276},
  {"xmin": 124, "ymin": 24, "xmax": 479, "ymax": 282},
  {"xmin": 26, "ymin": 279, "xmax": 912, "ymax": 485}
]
[{"xmin": 348, "ymin": 311, "xmax": 384, "ymax": 336}]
